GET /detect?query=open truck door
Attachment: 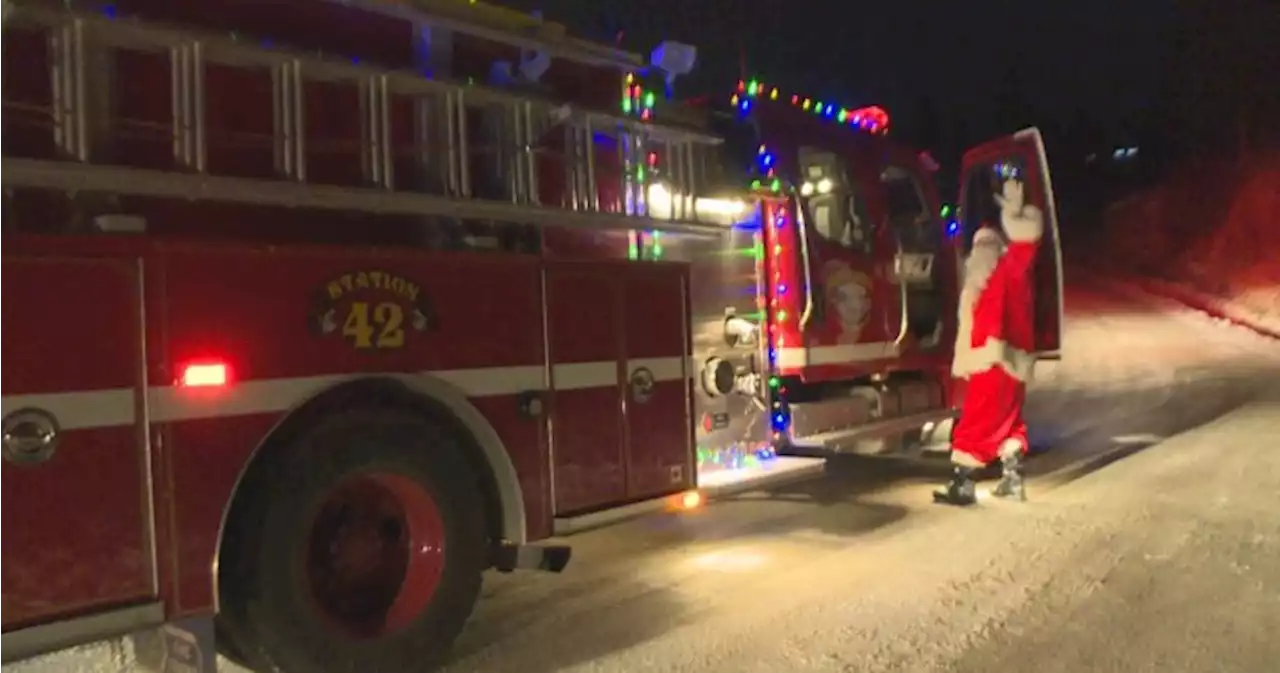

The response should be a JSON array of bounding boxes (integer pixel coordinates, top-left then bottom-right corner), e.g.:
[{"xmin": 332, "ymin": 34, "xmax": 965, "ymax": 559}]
[{"xmin": 957, "ymin": 127, "xmax": 1064, "ymax": 359}]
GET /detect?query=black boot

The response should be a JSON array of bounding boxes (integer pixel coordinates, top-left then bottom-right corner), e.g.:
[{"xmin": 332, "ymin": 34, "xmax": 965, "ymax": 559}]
[
  {"xmin": 932, "ymin": 466, "xmax": 978, "ymax": 506},
  {"xmin": 991, "ymin": 447, "xmax": 1026, "ymax": 502}
]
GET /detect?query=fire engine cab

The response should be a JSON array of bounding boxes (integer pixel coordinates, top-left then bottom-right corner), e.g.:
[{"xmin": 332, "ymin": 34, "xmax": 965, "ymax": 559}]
[
  {"xmin": 679, "ymin": 80, "xmax": 1063, "ymax": 482},
  {"xmin": 0, "ymin": 0, "xmax": 1063, "ymax": 670}
]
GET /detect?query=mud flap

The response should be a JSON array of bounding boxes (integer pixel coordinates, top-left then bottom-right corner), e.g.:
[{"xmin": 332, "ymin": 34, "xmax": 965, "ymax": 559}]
[
  {"xmin": 133, "ymin": 617, "xmax": 218, "ymax": 673},
  {"xmin": 492, "ymin": 542, "xmax": 572, "ymax": 573}
]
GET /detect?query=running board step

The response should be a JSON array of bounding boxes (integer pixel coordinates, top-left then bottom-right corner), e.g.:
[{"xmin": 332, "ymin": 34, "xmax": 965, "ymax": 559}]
[{"xmin": 780, "ymin": 409, "xmax": 957, "ymax": 458}]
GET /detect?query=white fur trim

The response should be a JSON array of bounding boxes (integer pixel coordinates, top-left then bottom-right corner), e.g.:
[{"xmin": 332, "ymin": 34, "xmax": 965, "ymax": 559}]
[
  {"xmin": 952, "ymin": 338, "xmax": 1036, "ymax": 381},
  {"xmin": 952, "ymin": 239, "xmax": 1004, "ymax": 379},
  {"xmin": 999, "ymin": 437, "xmax": 1025, "ymax": 460},
  {"xmin": 973, "ymin": 227, "xmax": 1002, "ymax": 245},
  {"xmin": 950, "ymin": 450, "xmax": 986, "ymax": 468},
  {"xmin": 1001, "ymin": 204, "xmax": 1044, "ymax": 243}
]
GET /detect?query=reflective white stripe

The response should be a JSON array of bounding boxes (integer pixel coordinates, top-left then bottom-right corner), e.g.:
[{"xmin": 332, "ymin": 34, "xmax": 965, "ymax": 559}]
[
  {"xmin": 628, "ymin": 356, "xmax": 687, "ymax": 382},
  {"xmin": 952, "ymin": 338, "xmax": 1036, "ymax": 382},
  {"xmin": 0, "ymin": 388, "xmax": 135, "ymax": 431},
  {"xmin": 1, "ymin": 357, "xmax": 693, "ymax": 430},
  {"xmin": 551, "ymin": 361, "xmax": 618, "ymax": 391},
  {"xmin": 776, "ymin": 342, "xmax": 900, "ymax": 369}
]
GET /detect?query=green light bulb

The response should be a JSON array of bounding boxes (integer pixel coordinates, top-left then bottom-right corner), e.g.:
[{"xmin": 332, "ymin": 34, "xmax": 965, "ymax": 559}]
[{"xmin": 643, "ymin": 91, "xmax": 656, "ymax": 108}]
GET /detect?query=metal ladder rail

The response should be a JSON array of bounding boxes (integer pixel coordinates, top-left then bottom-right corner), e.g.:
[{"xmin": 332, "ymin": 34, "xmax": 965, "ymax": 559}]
[{"xmin": 5, "ymin": 3, "xmax": 728, "ymax": 235}]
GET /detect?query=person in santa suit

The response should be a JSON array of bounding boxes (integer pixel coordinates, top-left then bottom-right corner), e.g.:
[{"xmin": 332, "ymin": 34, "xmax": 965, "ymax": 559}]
[{"xmin": 934, "ymin": 168, "xmax": 1044, "ymax": 506}]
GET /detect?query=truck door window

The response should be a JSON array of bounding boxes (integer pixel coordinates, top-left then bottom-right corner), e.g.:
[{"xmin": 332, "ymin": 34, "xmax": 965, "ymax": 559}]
[
  {"xmin": 880, "ymin": 166, "xmax": 932, "ymax": 249},
  {"xmin": 799, "ymin": 147, "xmax": 872, "ymax": 254}
]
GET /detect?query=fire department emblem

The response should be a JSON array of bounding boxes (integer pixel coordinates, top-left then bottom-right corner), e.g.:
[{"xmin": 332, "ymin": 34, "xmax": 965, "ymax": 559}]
[
  {"xmin": 310, "ymin": 270, "xmax": 437, "ymax": 350},
  {"xmin": 823, "ymin": 261, "xmax": 873, "ymax": 343}
]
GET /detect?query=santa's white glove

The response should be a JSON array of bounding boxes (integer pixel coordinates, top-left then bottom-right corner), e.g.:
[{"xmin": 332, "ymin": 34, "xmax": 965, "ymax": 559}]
[
  {"xmin": 994, "ymin": 179, "xmax": 1043, "ymax": 243},
  {"xmin": 993, "ymin": 179, "xmax": 1024, "ymax": 219}
]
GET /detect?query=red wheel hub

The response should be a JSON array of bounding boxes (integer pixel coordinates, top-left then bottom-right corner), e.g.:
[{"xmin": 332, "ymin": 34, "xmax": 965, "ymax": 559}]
[{"xmin": 306, "ymin": 473, "xmax": 445, "ymax": 638}]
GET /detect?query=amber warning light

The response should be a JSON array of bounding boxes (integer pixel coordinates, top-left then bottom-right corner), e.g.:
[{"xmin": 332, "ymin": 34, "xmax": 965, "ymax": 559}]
[{"xmin": 179, "ymin": 361, "xmax": 230, "ymax": 388}]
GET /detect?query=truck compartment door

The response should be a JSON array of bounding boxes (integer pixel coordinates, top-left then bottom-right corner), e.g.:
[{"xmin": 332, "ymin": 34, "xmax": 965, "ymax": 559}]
[
  {"xmin": 545, "ymin": 263, "xmax": 626, "ymax": 514},
  {"xmin": 958, "ymin": 127, "xmax": 1064, "ymax": 358},
  {"xmin": 1, "ymin": 255, "xmax": 156, "ymax": 632},
  {"xmin": 622, "ymin": 263, "xmax": 694, "ymax": 499}
]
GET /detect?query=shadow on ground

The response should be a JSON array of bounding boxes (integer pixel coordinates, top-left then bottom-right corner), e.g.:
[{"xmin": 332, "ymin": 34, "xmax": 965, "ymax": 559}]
[
  {"xmin": 445, "ymin": 470, "xmax": 912, "ymax": 672},
  {"xmin": 1024, "ymin": 360, "xmax": 1277, "ymax": 486}
]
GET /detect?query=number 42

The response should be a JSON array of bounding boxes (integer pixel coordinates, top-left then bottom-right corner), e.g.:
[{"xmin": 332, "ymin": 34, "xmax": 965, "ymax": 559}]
[{"xmin": 342, "ymin": 301, "xmax": 406, "ymax": 349}]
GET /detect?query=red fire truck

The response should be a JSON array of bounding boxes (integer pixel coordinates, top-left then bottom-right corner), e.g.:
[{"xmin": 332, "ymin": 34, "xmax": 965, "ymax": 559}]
[{"xmin": 0, "ymin": 0, "xmax": 1063, "ymax": 671}]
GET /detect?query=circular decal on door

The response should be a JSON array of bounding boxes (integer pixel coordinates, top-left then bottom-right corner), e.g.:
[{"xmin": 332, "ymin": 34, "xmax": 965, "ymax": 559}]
[{"xmin": 629, "ymin": 367, "xmax": 657, "ymax": 404}]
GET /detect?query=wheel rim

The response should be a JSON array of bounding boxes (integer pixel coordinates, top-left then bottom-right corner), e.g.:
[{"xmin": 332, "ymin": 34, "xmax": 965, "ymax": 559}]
[{"xmin": 306, "ymin": 472, "xmax": 446, "ymax": 638}]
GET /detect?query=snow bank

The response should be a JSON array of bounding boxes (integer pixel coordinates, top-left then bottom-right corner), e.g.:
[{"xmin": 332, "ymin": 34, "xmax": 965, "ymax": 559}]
[{"xmin": 1099, "ymin": 152, "xmax": 1280, "ymax": 337}]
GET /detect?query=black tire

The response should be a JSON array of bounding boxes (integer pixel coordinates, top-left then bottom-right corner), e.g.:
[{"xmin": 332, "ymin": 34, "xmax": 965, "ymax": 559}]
[{"xmin": 229, "ymin": 408, "xmax": 488, "ymax": 673}]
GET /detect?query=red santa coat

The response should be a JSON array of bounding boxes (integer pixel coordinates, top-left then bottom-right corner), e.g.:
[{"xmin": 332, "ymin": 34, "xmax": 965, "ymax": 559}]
[{"xmin": 949, "ymin": 204, "xmax": 1044, "ymax": 468}]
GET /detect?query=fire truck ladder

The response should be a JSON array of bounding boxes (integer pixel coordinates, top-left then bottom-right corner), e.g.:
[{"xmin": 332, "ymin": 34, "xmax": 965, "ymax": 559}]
[{"xmin": 1, "ymin": 2, "xmax": 725, "ymax": 237}]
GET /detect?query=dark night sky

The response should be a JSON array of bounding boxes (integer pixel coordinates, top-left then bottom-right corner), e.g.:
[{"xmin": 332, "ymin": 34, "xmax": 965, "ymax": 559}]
[{"xmin": 505, "ymin": 0, "xmax": 1178, "ymax": 146}]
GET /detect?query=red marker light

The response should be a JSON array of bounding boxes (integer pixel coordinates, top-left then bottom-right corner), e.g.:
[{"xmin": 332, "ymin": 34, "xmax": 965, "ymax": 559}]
[{"xmin": 179, "ymin": 361, "xmax": 229, "ymax": 388}]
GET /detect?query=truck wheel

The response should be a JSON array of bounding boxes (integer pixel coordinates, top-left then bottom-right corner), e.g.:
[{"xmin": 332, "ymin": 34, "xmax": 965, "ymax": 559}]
[{"xmin": 234, "ymin": 408, "xmax": 487, "ymax": 673}]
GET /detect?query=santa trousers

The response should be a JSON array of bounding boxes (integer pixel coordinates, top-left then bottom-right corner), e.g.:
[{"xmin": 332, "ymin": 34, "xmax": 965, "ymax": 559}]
[{"xmin": 950, "ymin": 367, "xmax": 1028, "ymax": 468}]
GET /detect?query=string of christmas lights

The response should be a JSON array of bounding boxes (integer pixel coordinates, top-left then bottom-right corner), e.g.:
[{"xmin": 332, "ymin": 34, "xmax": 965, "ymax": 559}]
[
  {"xmin": 730, "ymin": 78, "xmax": 890, "ymax": 135},
  {"xmin": 697, "ymin": 443, "xmax": 778, "ymax": 472},
  {"xmin": 621, "ymin": 72, "xmax": 658, "ymax": 120}
]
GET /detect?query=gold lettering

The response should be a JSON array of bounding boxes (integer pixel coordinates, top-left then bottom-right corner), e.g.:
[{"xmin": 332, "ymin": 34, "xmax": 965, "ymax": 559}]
[{"xmin": 324, "ymin": 271, "xmax": 422, "ymax": 305}]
